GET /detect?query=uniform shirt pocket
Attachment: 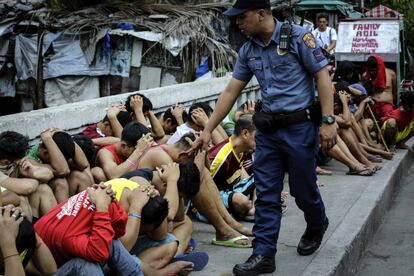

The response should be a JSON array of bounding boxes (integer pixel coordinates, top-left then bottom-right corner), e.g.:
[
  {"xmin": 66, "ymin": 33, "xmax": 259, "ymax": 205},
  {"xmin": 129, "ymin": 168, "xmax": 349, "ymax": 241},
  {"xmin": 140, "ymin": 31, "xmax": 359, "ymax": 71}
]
[
  {"xmin": 270, "ymin": 54, "xmax": 297, "ymax": 82},
  {"xmin": 247, "ymin": 59, "xmax": 264, "ymax": 82}
]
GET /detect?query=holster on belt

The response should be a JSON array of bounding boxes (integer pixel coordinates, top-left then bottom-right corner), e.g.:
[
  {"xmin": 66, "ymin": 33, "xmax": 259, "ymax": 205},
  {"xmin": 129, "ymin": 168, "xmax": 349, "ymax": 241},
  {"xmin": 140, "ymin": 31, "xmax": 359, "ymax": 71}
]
[{"xmin": 253, "ymin": 101, "xmax": 322, "ymax": 133}]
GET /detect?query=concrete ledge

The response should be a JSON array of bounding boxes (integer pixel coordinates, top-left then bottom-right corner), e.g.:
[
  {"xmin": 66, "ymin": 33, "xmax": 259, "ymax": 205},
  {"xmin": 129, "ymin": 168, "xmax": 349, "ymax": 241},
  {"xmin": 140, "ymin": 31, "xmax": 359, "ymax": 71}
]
[
  {"xmin": 0, "ymin": 76, "xmax": 259, "ymax": 140},
  {"xmin": 302, "ymin": 138, "xmax": 414, "ymax": 276}
]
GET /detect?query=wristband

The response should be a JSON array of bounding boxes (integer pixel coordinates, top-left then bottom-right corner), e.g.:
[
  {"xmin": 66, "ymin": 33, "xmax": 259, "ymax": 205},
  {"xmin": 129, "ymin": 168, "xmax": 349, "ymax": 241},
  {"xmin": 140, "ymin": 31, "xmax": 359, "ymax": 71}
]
[
  {"xmin": 126, "ymin": 159, "xmax": 137, "ymax": 169},
  {"xmin": 128, "ymin": 212, "xmax": 142, "ymax": 220}
]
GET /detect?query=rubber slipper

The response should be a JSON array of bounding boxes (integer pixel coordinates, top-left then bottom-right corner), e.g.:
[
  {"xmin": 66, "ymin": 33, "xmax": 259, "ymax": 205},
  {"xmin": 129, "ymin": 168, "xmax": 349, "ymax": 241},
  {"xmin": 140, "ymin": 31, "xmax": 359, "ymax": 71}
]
[
  {"xmin": 346, "ymin": 168, "xmax": 374, "ymax": 176},
  {"xmin": 185, "ymin": 238, "xmax": 196, "ymax": 253},
  {"xmin": 212, "ymin": 235, "xmax": 252, "ymax": 248},
  {"xmin": 171, "ymin": 252, "xmax": 209, "ymax": 271}
]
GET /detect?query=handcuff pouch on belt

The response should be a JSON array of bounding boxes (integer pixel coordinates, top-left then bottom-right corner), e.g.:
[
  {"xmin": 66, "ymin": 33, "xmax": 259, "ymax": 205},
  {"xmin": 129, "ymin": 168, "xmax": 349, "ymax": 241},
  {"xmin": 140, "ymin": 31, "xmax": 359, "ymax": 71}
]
[{"xmin": 253, "ymin": 102, "xmax": 322, "ymax": 134}]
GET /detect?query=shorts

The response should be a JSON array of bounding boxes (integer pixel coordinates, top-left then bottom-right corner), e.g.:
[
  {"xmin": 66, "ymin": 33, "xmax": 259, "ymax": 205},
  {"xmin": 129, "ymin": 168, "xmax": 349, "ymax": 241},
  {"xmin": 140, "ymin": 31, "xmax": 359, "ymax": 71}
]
[
  {"xmin": 373, "ymin": 102, "xmax": 394, "ymax": 118},
  {"xmin": 381, "ymin": 121, "xmax": 414, "ymax": 144},
  {"xmin": 129, "ymin": 233, "xmax": 177, "ymax": 256},
  {"xmin": 220, "ymin": 175, "xmax": 255, "ymax": 215}
]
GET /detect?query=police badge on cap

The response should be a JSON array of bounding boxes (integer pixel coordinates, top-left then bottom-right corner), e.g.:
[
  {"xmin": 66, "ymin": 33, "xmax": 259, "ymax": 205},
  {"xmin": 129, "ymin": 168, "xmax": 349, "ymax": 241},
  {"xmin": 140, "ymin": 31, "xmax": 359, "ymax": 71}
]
[{"xmin": 224, "ymin": 0, "xmax": 271, "ymax": 16}]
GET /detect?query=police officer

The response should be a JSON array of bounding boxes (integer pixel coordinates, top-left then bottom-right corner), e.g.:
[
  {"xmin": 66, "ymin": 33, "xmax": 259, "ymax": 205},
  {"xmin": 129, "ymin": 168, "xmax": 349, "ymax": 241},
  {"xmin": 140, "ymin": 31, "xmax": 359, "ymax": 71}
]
[{"xmin": 193, "ymin": 0, "xmax": 337, "ymax": 275}]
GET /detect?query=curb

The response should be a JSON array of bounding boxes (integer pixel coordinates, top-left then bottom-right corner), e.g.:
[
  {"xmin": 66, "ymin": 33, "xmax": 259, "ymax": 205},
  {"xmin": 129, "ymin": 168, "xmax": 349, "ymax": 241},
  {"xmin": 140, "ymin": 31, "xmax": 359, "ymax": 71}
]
[{"xmin": 302, "ymin": 138, "xmax": 414, "ymax": 276}]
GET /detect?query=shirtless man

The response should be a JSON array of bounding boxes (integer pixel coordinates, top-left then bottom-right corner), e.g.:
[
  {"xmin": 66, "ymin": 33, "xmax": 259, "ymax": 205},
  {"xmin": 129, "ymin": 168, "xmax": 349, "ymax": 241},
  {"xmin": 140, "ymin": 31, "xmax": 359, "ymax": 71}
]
[
  {"xmin": 138, "ymin": 133, "xmax": 252, "ymax": 248},
  {"xmin": 364, "ymin": 55, "xmax": 397, "ymax": 118}
]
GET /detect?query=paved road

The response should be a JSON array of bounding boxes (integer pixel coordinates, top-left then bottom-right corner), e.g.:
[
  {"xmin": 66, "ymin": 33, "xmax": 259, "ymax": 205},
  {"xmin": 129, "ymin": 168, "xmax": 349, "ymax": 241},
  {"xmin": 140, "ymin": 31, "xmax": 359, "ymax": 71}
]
[
  {"xmin": 189, "ymin": 148, "xmax": 409, "ymax": 276},
  {"xmin": 356, "ymin": 164, "xmax": 414, "ymax": 276}
]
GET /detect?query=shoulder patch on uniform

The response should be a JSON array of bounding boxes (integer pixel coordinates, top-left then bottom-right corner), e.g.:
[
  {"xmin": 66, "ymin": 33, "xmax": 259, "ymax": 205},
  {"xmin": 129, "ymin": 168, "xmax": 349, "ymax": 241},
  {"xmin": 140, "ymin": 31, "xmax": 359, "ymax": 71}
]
[
  {"xmin": 303, "ymin": 33, "xmax": 317, "ymax": 49},
  {"xmin": 313, "ymin": 47, "xmax": 325, "ymax": 63}
]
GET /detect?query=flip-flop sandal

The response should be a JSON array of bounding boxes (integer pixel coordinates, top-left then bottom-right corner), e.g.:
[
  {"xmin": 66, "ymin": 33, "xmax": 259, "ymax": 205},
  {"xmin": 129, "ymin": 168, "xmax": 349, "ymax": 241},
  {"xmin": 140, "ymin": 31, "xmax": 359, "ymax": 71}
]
[
  {"xmin": 185, "ymin": 238, "xmax": 196, "ymax": 253},
  {"xmin": 212, "ymin": 235, "xmax": 252, "ymax": 248},
  {"xmin": 171, "ymin": 252, "xmax": 209, "ymax": 271},
  {"xmin": 347, "ymin": 167, "xmax": 374, "ymax": 176}
]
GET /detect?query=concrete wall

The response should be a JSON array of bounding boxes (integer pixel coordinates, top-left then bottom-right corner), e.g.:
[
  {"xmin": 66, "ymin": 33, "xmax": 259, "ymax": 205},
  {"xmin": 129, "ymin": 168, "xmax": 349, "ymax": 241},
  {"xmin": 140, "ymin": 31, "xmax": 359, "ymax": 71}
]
[{"xmin": 0, "ymin": 76, "xmax": 260, "ymax": 140}]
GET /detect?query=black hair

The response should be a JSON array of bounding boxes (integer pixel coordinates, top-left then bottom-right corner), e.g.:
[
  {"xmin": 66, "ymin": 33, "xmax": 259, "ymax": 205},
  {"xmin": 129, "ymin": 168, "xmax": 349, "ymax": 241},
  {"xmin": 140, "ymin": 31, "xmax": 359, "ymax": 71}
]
[
  {"xmin": 178, "ymin": 163, "xmax": 200, "ymax": 199},
  {"xmin": 234, "ymin": 114, "xmax": 256, "ymax": 136},
  {"xmin": 188, "ymin": 102, "xmax": 213, "ymax": 125},
  {"xmin": 163, "ymin": 107, "xmax": 188, "ymax": 126},
  {"xmin": 102, "ymin": 111, "xmax": 132, "ymax": 128},
  {"xmin": 16, "ymin": 218, "xmax": 36, "ymax": 267},
  {"xmin": 361, "ymin": 80, "xmax": 374, "ymax": 96},
  {"xmin": 72, "ymin": 135, "xmax": 96, "ymax": 166},
  {"xmin": 317, "ymin": 13, "xmax": 329, "ymax": 21},
  {"xmin": 121, "ymin": 122, "xmax": 150, "ymax": 147},
  {"xmin": 125, "ymin": 93, "xmax": 153, "ymax": 114},
  {"xmin": 334, "ymin": 81, "xmax": 351, "ymax": 94},
  {"xmin": 141, "ymin": 196, "xmax": 169, "ymax": 229},
  {"xmin": 175, "ymin": 133, "xmax": 196, "ymax": 151},
  {"xmin": 367, "ymin": 56, "xmax": 378, "ymax": 69},
  {"xmin": 400, "ymin": 92, "xmax": 414, "ymax": 110},
  {"xmin": 0, "ymin": 131, "xmax": 29, "ymax": 161},
  {"xmin": 334, "ymin": 93, "xmax": 343, "ymax": 107},
  {"xmin": 51, "ymin": 132, "xmax": 75, "ymax": 161},
  {"xmin": 333, "ymin": 61, "xmax": 356, "ymax": 82}
]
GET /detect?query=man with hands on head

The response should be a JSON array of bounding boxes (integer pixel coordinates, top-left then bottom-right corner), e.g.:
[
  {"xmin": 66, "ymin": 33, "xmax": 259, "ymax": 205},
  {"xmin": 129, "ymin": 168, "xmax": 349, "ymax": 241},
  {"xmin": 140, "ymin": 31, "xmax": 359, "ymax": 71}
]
[
  {"xmin": 126, "ymin": 94, "xmax": 166, "ymax": 141},
  {"xmin": 97, "ymin": 122, "xmax": 154, "ymax": 180},
  {"xmin": 35, "ymin": 182, "xmax": 193, "ymax": 276},
  {"xmin": 0, "ymin": 205, "xmax": 26, "ymax": 276},
  {"xmin": 0, "ymin": 204, "xmax": 57, "ymax": 276},
  {"xmin": 27, "ymin": 128, "xmax": 93, "ymax": 202}
]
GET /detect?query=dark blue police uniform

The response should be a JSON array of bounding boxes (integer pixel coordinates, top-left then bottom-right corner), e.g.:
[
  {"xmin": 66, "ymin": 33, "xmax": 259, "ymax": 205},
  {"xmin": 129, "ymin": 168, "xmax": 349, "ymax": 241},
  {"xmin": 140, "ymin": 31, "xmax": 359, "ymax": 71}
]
[{"xmin": 233, "ymin": 20, "xmax": 329, "ymax": 256}]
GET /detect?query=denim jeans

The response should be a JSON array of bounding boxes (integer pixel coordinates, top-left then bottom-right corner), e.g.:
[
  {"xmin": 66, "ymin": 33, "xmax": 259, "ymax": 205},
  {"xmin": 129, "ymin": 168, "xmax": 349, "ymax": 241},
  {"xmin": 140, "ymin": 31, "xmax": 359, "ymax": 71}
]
[{"xmin": 55, "ymin": 240, "xmax": 143, "ymax": 276}]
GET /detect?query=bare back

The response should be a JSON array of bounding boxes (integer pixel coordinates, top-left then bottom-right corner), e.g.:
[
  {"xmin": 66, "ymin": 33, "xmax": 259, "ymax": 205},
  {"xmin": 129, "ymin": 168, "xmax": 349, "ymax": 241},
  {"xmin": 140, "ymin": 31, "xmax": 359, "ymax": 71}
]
[{"xmin": 138, "ymin": 147, "xmax": 173, "ymax": 170}]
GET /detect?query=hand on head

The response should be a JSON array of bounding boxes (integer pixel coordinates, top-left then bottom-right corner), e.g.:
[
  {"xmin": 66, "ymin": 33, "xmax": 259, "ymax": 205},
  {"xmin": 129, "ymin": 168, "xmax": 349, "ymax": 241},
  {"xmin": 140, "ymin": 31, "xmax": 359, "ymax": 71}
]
[
  {"xmin": 129, "ymin": 96, "xmax": 144, "ymax": 111},
  {"xmin": 0, "ymin": 205, "xmax": 24, "ymax": 247},
  {"xmin": 156, "ymin": 162, "xmax": 180, "ymax": 183}
]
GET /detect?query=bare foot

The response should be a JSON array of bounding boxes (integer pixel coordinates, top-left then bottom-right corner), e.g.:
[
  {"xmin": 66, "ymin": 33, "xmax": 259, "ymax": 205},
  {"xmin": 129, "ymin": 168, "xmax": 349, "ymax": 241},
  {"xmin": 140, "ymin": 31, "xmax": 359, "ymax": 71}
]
[
  {"xmin": 396, "ymin": 143, "xmax": 413, "ymax": 151},
  {"xmin": 381, "ymin": 151, "xmax": 395, "ymax": 160},
  {"xmin": 368, "ymin": 163, "xmax": 382, "ymax": 171},
  {"xmin": 367, "ymin": 154, "xmax": 383, "ymax": 163},
  {"xmin": 227, "ymin": 220, "xmax": 253, "ymax": 236},
  {"xmin": 316, "ymin": 166, "xmax": 332, "ymax": 175},
  {"xmin": 143, "ymin": 261, "xmax": 194, "ymax": 276}
]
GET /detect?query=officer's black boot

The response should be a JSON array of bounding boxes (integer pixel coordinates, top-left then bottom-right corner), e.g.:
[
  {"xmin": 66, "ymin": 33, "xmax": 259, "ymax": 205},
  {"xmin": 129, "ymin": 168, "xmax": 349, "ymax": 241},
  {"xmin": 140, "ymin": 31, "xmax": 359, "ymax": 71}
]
[
  {"xmin": 233, "ymin": 254, "xmax": 276, "ymax": 276},
  {"xmin": 297, "ymin": 218, "xmax": 329, "ymax": 256}
]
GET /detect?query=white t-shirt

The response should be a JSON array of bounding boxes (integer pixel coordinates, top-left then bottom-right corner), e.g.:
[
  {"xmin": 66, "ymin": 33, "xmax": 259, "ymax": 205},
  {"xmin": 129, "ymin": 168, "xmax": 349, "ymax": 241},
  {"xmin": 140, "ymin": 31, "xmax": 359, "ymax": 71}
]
[
  {"xmin": 312, "ymin": 27, "xmax": 337, "ymax": 54},
  {"xmin": 167, "ymin": 123, "xmax": 195, "ymax": 145}
]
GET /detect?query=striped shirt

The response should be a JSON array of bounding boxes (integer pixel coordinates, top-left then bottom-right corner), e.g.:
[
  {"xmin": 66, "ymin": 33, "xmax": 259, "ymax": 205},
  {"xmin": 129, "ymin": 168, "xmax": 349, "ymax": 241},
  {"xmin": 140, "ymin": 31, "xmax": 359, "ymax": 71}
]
[{"xmin": 208, "ymin": 137, "xmax": 244, "ymax": 191}]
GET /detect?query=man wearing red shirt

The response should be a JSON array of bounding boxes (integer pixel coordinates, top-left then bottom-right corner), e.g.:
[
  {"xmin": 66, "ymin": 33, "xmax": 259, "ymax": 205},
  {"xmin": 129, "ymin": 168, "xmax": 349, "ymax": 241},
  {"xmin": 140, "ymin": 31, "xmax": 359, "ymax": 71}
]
[
  {"xmin": 34, "ymin": 183, "xmax": 193, "ymax": 275},
  {"xmin": 381, "ymin": 92, "xmax": 414, "ymax": 150}
]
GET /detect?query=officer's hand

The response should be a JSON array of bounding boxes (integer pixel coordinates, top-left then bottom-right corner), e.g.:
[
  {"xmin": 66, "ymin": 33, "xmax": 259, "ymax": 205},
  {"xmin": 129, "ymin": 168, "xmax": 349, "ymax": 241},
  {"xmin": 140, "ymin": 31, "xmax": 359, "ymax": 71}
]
[
  {"xmin": 319, "ymin": 124, "xmax": 337, "ymax": 151},
  {"xmin": 191, "ymin": 130, "xmax": 211, "ymax": 152}
]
